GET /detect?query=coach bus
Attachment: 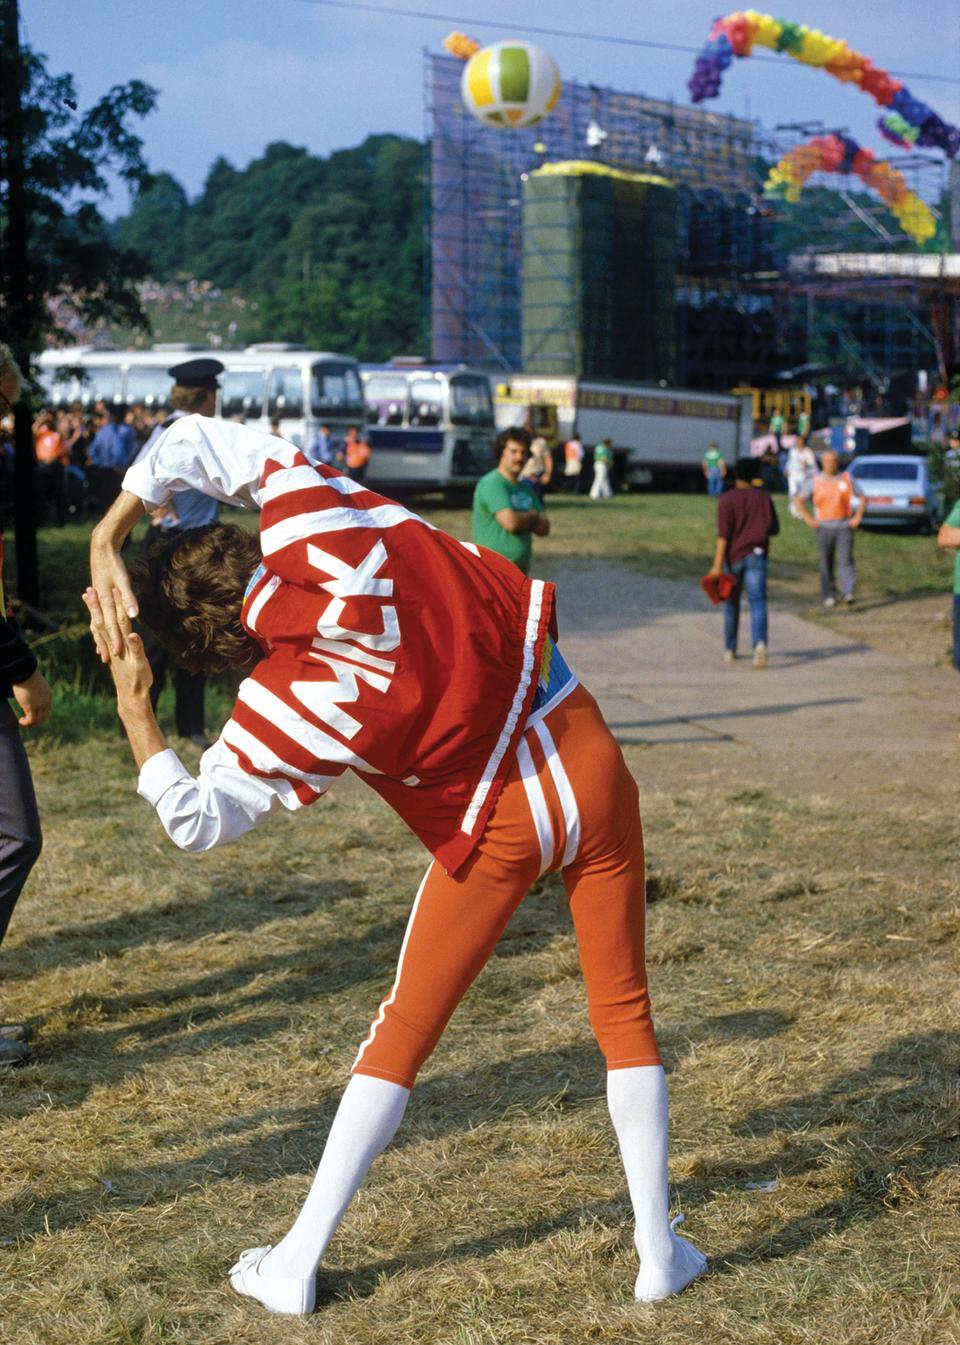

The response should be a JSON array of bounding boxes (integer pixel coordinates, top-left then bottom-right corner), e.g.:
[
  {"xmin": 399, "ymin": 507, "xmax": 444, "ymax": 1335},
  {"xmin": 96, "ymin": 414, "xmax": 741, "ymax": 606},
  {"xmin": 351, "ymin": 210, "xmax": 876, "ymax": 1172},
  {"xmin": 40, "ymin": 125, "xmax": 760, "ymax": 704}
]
[
  {"xmin": 37, "ymin": 344, "xmax": 367, "ymax": 450},
  {"xmin": 360, "ymin": 362, "xmax": 495, "ymax": 492}
]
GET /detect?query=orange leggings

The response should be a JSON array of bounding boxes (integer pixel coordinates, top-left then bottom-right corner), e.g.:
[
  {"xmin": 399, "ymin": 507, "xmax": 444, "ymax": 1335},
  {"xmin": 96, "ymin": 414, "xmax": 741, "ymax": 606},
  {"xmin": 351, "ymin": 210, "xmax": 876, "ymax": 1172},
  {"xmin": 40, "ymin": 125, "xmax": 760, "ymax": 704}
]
[{"xmin": 352, "ymin": 684, "xmax": 660, "ymax": 1089}]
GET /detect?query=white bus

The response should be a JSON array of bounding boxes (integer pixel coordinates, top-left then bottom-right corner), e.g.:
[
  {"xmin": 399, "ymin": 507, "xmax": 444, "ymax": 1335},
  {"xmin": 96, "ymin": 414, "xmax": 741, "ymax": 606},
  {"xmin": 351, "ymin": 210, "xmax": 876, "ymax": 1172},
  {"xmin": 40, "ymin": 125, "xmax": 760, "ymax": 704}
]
[
  {"xmin": 37, "ymin": 343, "xmax": 367, "ymax": 450},
  {"xmin": 494, "ymin": 373, "xmax": 753, "ymax": 487},
  {"xmin": 360, "ymin": 363, "xmax": 496, "ymax": 492}
]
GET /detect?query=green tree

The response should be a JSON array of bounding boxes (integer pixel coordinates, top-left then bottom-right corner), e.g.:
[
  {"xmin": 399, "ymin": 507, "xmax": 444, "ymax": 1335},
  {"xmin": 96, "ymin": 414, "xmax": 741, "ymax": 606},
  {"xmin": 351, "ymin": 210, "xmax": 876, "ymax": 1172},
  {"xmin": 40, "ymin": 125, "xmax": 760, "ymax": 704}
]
[
  {"xmin": 115, "ymin": 171, "xmax": 189, "ymax": 279},
  {"xmin": 117, "ymin": 133, "xmax": 425, "ymax": 360},
  {"xmin": 0, "ymin": 0, "xmax": 157, "ymax": 603}
]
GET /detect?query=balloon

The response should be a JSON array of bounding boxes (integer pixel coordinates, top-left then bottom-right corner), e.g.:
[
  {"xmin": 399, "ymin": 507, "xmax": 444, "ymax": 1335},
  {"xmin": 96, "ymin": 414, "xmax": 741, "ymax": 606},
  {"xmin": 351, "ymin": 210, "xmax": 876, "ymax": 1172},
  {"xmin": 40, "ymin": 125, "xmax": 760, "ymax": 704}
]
[
  {"xmin": 443, "ymin": 32, "xmax": 481, "ymax": 61},
  {"xmin": 688, "ymin": 12, "xmax": 958, "ymax": 159},
  {"xmin": 763, "ymin": 133, "xmax": 937, "ymax": 244},
  {"xmin": 459, "ymin": 41, "xmax": 561, "ymax": 129}
]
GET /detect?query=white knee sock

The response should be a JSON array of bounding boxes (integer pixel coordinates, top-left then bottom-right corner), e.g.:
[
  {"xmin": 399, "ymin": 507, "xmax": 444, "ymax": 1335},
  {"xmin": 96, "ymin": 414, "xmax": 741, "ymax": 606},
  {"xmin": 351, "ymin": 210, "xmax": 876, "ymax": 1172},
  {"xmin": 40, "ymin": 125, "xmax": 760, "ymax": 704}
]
[
  {"xmin": 606, "ymin": 1064, "xmax": 675, "ymax": 1264},
  {"xmin": 260, "ymin": 1073, "xmax": 410, "ymax": 1281}
]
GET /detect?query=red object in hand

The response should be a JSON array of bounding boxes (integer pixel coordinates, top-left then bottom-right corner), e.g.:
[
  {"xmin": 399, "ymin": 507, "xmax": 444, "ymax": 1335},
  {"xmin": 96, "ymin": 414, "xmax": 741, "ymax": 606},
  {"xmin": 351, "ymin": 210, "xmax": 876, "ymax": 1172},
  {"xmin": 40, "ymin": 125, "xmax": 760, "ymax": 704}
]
[{"xmin": 700, "ymin": 572, "xmax": 736, "ymax": 606}]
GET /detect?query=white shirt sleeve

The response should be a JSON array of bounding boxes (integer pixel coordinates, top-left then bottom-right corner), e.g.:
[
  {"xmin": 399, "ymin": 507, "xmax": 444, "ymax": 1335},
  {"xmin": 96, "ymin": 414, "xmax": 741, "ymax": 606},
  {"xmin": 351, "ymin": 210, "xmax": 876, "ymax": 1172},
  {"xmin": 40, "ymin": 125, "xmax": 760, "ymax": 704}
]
[
  {"xmin": 122, "ymin": 415, "xmax": 298, "ymax": 511},
  {"xmin": 137, "ymin": 739, "xmax": 306, "ymax": 852}
]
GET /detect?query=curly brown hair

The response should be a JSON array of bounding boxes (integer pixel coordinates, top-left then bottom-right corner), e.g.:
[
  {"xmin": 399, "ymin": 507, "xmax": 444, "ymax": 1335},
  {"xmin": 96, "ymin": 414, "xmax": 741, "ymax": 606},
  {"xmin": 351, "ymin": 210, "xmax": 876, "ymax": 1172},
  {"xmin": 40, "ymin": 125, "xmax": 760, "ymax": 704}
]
[{"xmin": 134, "ymin": 524, "xmax": 263, "ymax": 675}]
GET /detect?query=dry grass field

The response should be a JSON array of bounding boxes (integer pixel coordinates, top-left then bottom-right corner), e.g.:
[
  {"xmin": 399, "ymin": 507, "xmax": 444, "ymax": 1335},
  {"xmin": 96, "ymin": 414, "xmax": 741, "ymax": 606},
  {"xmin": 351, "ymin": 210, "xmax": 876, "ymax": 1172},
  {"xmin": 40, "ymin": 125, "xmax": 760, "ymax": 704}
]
[{"xmin": 1, "ymin": 498, "xmax": 958, "ymax": 1344}]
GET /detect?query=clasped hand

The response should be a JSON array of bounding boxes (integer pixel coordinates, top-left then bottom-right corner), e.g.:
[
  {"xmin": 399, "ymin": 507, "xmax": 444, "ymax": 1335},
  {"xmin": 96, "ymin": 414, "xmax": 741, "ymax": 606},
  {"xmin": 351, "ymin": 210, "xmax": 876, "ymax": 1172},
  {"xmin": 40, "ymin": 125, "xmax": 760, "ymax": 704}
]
[{"xmin": 83, "ymin": 586, "xmax": 153, "ymax": 703}]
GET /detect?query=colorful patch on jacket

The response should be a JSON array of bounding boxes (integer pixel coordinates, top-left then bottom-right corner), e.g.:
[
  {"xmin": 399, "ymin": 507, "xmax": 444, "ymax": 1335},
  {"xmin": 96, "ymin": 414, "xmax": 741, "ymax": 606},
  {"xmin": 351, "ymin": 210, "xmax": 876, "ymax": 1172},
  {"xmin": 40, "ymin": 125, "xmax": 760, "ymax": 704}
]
[{"xmin": 530, "ymin": 637, "xmax": 574, "ymax": 717}]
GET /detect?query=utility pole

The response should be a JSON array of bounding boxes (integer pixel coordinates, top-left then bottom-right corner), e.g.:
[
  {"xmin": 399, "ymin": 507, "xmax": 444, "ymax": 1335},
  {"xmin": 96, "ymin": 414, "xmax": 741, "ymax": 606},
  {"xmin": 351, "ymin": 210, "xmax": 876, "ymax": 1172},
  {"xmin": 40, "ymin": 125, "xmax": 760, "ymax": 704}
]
[{"xmin": 1, "ymin": 0, "xmax": 39, "ymax": 607}]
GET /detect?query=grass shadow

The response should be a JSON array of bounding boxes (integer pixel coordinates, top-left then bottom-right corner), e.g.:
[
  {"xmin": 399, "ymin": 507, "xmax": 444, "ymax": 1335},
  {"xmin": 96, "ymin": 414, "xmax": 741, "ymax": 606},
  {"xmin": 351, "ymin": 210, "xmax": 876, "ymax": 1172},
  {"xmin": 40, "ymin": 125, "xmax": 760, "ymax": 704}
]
[
  {"xmin": 703, "ymin": 1028, "xmax": 960, "ymax": 1273},
  {"xmin": 0, "ymin": 1008, "xmax": 796, "ymax": 1245},
  {"xmin": 5, "ymin": 876, "xmax": 368, "ymax": 983}
]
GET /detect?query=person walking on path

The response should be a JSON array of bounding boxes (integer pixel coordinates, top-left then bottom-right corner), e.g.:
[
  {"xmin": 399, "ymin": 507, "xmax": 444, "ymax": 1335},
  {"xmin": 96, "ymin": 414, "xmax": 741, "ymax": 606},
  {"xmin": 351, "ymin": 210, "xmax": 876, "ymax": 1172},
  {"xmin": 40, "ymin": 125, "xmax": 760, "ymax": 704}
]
[
  {"xmin": 0, "ymin": 346, "xmax": 52, "ymax": 1068},
  {"xmin": 132, "ymin": 358, "xmax": 224, "ymax": 747},
  {"xmin": 786, "ymin": 436, "xmax": 816, "ymax": 518},
  {"xmin": 85, "ymin": 415, "xmax": 706, "ymax": 1317},
  {"xmin": 562, "ymin": 436, "xmax": 584, "ymax": 492},
  {"xmin": 707, "ymin": 456, "xmax": 780, "ymax": 669},
  {"xmin": 795, "ymin": 449, "xmax": 865, "ymax": 607},
  {"xmin": 702, "ymin": 442, "xmax": 726, "ymax": 498},
  {"xmin": 937, "ymin": 498, "xmax": 960, "ymax": 674},
  {"xmin": 589, "ymin": 437, "xmax": 614, "ymax": 500},
  {"xmin": 473, "ymin": 427, "xmax": 550, "ymax": 575},
  {"xmin": 520, "ymin": 434, "xmax": 553, "ymax": 502}
]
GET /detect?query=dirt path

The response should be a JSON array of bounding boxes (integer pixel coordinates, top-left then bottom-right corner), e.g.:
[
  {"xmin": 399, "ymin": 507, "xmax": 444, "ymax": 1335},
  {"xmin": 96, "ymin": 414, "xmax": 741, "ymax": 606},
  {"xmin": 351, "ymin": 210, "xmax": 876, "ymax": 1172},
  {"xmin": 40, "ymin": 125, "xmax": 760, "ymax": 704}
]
[{"xmin": 546, "ymin": 558, "xmax": 957, "ymax": 802}]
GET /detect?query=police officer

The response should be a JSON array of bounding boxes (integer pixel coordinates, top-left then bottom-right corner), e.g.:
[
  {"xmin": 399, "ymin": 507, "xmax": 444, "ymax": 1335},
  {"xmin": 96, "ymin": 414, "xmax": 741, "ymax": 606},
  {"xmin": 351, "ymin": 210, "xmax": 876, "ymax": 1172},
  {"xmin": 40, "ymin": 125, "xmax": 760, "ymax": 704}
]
[{"xmin": 135, "ymin": 358, "xmax": 224, "ymax": 747}]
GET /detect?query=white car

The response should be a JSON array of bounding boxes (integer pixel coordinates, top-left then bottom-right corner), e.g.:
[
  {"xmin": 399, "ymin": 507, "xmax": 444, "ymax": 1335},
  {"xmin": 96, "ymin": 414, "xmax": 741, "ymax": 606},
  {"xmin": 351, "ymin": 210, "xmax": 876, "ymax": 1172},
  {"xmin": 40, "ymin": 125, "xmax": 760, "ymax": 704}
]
[{"xmin": 848, "ymin": 455, "xmax": 943, "ymax": 531}]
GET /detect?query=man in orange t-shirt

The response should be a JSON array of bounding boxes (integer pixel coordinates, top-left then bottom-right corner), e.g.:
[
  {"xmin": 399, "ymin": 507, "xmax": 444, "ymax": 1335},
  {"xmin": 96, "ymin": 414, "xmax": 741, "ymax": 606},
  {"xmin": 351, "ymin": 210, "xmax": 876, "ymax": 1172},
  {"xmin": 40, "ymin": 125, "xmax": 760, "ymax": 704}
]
[
  {"xmin": 33, "ymin": 415, "xmax": 67, "ymax": 526},
  {"xmin": 795, "ymin": 448, "xmax": 865, "ymax": 607},
  {"xmin": 343, "ymin": 424, "xmax": 371, "ymax": 483}
]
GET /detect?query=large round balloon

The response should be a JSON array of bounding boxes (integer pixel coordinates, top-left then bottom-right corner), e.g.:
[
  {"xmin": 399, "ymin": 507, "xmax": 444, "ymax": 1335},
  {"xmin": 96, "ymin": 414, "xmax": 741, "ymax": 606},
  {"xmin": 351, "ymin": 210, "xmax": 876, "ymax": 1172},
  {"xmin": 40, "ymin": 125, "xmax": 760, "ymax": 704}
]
[{"xmin": 461, "ymin": 41, "xmax": 561, "ymax": 129}]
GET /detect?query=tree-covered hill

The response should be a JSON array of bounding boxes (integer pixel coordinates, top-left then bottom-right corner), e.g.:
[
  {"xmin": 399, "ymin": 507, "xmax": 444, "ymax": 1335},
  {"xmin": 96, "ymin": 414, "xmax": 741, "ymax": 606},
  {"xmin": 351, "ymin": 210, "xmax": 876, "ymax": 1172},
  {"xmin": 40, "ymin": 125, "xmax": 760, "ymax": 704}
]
[{"xmin": 115, "ymin": 134, "xmax": 425, "ymax": 359}]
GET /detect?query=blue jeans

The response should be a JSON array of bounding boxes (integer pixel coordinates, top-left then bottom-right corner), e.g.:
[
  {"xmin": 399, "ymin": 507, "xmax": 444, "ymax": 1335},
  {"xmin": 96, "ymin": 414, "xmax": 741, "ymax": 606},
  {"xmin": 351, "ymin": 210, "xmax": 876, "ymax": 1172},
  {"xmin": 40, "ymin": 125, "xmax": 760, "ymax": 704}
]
[
  {"xmin": 724, "ymin": 552, "xmax": 768, "ymax": 653},
  {"xmin": 706, "ymin": 469, "xmax": 724, "ymax": 497},
  {"xmin": 953, "ymin": 593, "xmax": 960, "ymax": 673}
]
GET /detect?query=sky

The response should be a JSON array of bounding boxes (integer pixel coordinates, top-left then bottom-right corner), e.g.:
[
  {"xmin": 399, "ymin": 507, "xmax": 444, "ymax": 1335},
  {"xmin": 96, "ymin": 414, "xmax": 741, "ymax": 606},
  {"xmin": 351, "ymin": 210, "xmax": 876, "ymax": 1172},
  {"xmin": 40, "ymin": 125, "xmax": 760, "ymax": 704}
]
[{"xmin": 20, "ymin": 0, "xmax": 960, "ymax": 212}]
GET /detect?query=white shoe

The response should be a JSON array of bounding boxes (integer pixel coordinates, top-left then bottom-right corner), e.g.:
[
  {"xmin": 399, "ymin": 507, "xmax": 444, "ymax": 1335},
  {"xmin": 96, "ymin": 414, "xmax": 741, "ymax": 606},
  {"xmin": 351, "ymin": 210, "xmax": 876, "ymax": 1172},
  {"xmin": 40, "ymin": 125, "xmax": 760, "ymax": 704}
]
[
  {"xmin": 823, "ymin": 596, "xmax": 836, "ymax": 608},
  {"xmin": 723, "ymin": 649, "xmax": 736, "ymax": 663},
  {"xmin": 635, "ymin": 1216, "xmax": 708, "ymax": 1303},
  {"xmin": 752, "ymin": 642, "xmax": 768, "ymax": 670},
  {"xmin": 229, "ymin": 1245, "xmax": 316, "ymax": 1315}
]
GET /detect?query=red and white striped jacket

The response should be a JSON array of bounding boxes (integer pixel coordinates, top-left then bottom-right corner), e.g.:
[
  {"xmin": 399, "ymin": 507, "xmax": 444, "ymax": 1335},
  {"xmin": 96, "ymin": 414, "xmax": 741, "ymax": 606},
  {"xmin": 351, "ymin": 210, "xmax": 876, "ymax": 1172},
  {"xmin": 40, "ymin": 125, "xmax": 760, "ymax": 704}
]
[{"xmin": 124, "ymin": 417, "xmax": 556, "ymax": 873}]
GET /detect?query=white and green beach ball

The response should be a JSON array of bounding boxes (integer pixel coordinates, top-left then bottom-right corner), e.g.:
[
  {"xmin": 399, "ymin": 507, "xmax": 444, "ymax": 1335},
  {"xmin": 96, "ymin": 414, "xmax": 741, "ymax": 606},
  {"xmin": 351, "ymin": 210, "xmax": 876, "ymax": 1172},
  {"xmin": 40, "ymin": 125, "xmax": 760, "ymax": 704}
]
[{"xmin": 461, "ymin": 41, "xmax": 561, "ymax": 129}]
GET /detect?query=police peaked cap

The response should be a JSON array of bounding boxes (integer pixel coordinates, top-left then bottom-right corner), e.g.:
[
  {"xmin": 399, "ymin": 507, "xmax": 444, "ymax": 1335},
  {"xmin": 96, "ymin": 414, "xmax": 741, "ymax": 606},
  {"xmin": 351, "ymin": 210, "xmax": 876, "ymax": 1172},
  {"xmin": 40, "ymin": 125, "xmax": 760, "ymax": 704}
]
[{"xmin": 167, "ymin": 358, "xmax": 224, "ymax": 388}]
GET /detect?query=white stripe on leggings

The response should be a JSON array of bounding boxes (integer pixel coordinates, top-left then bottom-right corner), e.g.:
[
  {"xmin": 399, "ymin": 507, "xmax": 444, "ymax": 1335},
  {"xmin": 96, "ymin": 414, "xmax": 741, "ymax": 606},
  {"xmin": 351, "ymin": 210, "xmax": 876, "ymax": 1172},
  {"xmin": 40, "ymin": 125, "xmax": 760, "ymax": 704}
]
[
  {"xmin": 353, "ymin": 861, "xmax": 433, "ymax": 1072},
  {"xmin": 516, "ymin": 737, "xmax": 554, "ymax": 876},
  {"xmin": 533, "ymin": 719, "xmax": 582, "ymax": 867}
]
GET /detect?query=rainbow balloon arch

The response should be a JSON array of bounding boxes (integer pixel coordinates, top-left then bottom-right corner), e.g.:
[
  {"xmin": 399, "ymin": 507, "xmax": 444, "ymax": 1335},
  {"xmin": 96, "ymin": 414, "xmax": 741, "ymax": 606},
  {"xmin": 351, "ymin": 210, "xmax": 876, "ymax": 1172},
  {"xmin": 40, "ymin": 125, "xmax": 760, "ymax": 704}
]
[
  {"xmin": 764, "ymin": 134, "xmax": 937, "ymax": 244},
  {"xmin": 688, "ymin": 11, "xmax": 960, "ymax": 160}
]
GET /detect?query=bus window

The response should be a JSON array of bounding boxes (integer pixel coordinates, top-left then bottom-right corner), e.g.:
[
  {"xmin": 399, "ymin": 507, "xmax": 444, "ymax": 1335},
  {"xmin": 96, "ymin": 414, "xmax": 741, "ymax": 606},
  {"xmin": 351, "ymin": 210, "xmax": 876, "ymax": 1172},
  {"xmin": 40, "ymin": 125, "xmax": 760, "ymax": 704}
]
[
  {"xmin": 80, "ymin": 365, "xmax": 122, "ymax": 407},
  {"xmin": 450, "ymin": 375, "xmax": 494, "ymax": 427},
  {"xmin": 312, "ymin": 362, "xmax": 363, "ymax": 416},
  {"xmin": 363, "ymin": 374, "xmax": 408, "ymax": 426},
  {"xmin": 126, "ymin": 365, "xmax": 172, "ymax": 410},
  {"xmin": 222, "ymin": 368, "xmax": 265, "ymax": 420},
  {"xmin": 268, "ymin": 367, "xmax": 305, "ymax": 419},
  {"xmin": 44, "ymin": 366, "xmax": 85, "ymax": 407},
  {"xmin": 409, "ymin": 378, "xmax": 444, "ymax": 426}
]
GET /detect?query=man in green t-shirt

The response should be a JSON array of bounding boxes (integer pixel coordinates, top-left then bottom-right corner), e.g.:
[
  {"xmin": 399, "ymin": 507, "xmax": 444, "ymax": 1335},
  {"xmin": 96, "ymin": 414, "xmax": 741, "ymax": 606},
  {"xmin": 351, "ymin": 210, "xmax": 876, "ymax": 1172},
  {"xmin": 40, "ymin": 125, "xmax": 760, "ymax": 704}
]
[
  {"xmin": 937, "ymin": 500, "xmax": 960, "ymax": 672},
  {"xmin": 702, "ymin": 442, "xmax": 726, "ymax": 498},
  {"xmin": 472, "ymin": 427, "xmax": 550, "ymax": 575}
]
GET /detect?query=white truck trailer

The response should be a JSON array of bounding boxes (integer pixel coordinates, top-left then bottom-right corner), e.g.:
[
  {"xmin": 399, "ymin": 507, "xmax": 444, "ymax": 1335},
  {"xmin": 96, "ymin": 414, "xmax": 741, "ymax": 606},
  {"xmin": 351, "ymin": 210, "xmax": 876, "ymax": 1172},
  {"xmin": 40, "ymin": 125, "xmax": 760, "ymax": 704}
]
[{"xmin": 493, "ymin": 374, "xmax": 753, "ymax": 486}]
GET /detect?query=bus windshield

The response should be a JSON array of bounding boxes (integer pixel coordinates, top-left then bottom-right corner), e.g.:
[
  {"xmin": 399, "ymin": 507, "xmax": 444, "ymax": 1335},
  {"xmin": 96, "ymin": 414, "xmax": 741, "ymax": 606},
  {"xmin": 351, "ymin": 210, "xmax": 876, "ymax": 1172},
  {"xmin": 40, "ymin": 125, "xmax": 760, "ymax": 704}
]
[
  {"xmin": 221, "ymin": 368, "xmax": 265, "ymax": 419},
  {"xmin": 268, "ymin": 367, "xmax": 305, "ymax": 419},
  {"xmin": 312, "ymin": 362, "xmax": 363, "ymax": 416},
  {"xmin": 409, "ymin": 378, "xmax": 444, "ymax": 426},
  {"xmin": 450, "ymin": 375, "xmax": 494, "ymax": 426},
  {"xmin": 364, "ymin": 374, "xmax": 408, "ymax": 425}
]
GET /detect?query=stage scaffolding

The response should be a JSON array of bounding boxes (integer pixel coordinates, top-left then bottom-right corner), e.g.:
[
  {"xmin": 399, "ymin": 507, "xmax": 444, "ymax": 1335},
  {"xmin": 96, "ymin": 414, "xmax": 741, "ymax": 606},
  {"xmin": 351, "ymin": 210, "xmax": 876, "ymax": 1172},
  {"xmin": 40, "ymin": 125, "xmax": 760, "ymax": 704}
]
[{"xmin": 426, "ymin": 50, "xmax": 951, "ymax": 390}]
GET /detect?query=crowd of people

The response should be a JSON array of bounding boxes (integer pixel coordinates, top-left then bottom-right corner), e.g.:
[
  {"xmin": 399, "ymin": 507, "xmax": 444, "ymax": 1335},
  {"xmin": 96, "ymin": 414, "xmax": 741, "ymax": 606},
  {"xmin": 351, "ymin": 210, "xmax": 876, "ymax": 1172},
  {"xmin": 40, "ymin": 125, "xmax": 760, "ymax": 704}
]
[
  {"xmin": 0, "ymin": 401, "xmax": 165, "ymax": 527},
  {"xmin": 0, "ymin": 399, "xmax": 378, "ymax": 535}
]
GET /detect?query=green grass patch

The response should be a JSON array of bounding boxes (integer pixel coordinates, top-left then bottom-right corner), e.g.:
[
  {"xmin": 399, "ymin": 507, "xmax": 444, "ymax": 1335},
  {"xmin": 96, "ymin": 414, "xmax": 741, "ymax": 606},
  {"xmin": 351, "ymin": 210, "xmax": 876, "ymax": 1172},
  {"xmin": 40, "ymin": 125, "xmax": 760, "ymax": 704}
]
[{"xmin": 422, "ymin": 492, "xmax": 954, "ymax": 602}]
